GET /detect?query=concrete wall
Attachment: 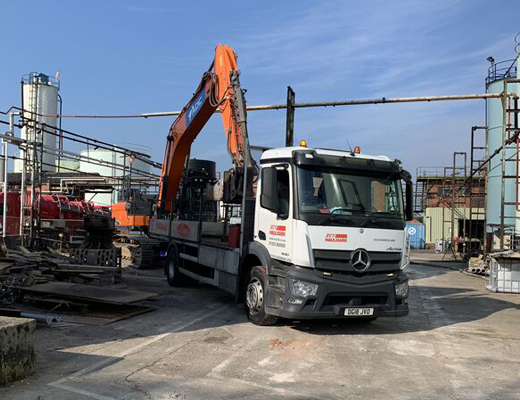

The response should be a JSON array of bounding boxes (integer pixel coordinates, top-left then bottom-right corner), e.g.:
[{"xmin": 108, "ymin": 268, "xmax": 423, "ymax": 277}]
[{"xmin": 0, "ymin": 317, "xmax": 36, "ymax": 385}]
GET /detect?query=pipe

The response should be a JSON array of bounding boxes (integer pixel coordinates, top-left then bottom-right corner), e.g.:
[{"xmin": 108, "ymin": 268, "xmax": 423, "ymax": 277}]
[
  {"xmin": 7, "ymin": 92, "xmax": 511, "ymax": 119},
  {"xmin": 2, "ymin": 112, "xmax": 20, "ymax": 237},
  {"xmin": 19, "ymin": 148, "xmax": 26, "ymax": 239},
  {"xmin": 20, "ymin": 312, "xmax": 62, "ymax": 324},
  {"xmin": 11, "ymin": 135, "xmax": 159, "ymax": 179},
  {"xmin": 59, "ymin": 177, "xmax": 110, "ymax": 192},
  {"xmin": 57, "ymin": 94, "xmax": 63, "ymax": 172},
  {"xmin": 38, "ymin": 143, "xmax": 159, "ymax": 179}
]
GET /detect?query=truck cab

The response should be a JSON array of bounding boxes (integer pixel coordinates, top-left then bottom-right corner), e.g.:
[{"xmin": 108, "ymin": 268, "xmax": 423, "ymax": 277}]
[{"xmin": 245, "ymin": 146, "xmax": 412, "ymax": 323}]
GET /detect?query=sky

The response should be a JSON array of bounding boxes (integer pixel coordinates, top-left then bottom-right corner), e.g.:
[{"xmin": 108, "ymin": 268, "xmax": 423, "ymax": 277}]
[{"xmin": 0, "ymin": 0, "xmax": 519, "ymax": 177}]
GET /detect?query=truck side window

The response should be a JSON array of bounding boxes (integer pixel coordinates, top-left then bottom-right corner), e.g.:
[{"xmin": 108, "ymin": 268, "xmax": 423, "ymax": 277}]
[
  {"xmin": 277, "ymin": 169, "xmax": 290, "ymax": 216},
  {"xmin": 261, "ymin": 167, "xmax": 290, "ymax": 217}
]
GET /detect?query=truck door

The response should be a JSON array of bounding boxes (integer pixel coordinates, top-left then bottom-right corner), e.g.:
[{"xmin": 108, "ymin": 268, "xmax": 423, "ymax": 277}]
[{"xmin": 255, "ymin": 164, "xmax": 293, "ymax": 262}]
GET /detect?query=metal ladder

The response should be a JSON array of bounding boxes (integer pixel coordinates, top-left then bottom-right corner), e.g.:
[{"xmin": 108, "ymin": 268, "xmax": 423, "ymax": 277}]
[
  {"xmin": 496, "ymin": 79, "xmax": 520, "ymax": 250},
  {"xmin": 19, "ymin": 80, "xmax": 41, "ymax": 244},
  {"xmin": 468, "ymin": 126, "xmax": 487, "ymax": 255}
]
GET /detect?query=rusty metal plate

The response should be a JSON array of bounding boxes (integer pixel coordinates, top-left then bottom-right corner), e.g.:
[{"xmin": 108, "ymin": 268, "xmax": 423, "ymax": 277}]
[{"xmin": 20, "ymin": 282, "xmax": 158, "ymax": 305}]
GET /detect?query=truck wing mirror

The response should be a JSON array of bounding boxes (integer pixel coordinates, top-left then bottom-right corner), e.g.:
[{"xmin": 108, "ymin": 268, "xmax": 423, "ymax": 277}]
[
  {"xmin": 401, "ymin": 170, "xmax": 414, "ymax": 221},
  {"xmin": 261, "ymin": 167, "xmax": 279, "ymax": 213}
]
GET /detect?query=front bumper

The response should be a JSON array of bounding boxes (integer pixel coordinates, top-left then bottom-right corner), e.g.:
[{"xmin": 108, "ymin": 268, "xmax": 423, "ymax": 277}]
[{"xmin": 265, "ymin": 265, "xmax": 409, "ymax": 320}]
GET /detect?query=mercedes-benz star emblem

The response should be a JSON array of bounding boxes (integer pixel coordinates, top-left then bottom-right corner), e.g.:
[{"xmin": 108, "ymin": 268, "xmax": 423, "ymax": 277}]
[{"xmin": 351, "ymin": 249, "xmax": 371, "ymax": 272}]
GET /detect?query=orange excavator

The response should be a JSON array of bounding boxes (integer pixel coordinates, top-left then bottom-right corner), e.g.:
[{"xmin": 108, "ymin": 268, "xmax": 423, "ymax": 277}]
[
  {"xmin": 158, "ymin": 43, "xmax": 252, "ymax": 215},
  {"xmin": 114, "ymin": 44, "xmax": 253, "ymax": 267}
]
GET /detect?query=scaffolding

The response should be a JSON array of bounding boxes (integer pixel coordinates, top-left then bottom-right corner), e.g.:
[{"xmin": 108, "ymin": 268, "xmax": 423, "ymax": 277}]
[
  {"xmin": 468, "ymin": 126, "xmax": 487, "ymax": 255},
  {"xmin": 438, "ymin": 153, "xmax": 468, "ymax": 260},
  {"xmin": 416, "ymin": 153, "xmax": 487, "ymax": 258}
]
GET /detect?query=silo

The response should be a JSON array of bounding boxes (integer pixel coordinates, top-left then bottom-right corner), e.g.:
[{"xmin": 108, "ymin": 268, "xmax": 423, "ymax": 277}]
[
  {"xmin": 14, "ymin": 73, "xmax": 59, "ymax": 173},
  {"xmin": 485, "ymin": 57, "xmax": 519, "ymax": 241},
  {"xmin": 79, "ymin": 147, "xmax": 152, "ymax": 206}
]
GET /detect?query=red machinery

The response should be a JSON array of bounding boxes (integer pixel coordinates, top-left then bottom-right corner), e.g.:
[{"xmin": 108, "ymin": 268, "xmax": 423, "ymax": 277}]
[{"xmin": 0, "ymin": 192, "xmax": 108, "ymax": 240}]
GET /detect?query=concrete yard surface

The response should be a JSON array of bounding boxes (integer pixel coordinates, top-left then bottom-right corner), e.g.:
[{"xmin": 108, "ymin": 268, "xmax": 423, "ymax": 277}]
[{"xmin": 1, "ymin": 264, "xmax": 520, "ymax": 399}]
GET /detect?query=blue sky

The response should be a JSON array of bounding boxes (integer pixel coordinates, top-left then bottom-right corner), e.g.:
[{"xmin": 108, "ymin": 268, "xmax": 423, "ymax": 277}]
[{"xmin": 0, "ymin": 0, "xmax": 519, "ymax": 176}]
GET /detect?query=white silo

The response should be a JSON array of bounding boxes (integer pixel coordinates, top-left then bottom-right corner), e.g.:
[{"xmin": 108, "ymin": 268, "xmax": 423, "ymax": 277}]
[
  {"xmin": 14, "ymin": 73, "xmax": 59, "ymax": 173},
  {"xmin": 79, "ymin": 146, "xmax": 152, "ymax": 206}
]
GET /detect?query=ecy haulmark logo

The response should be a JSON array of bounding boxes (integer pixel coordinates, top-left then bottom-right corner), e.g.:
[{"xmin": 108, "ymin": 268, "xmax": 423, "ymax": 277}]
[
  {"xmin": 325, "ymin": 233, "xmax": 348, "ymax": 243},
  {"xmin": 269, "ymin": 225, "xmax": 286, "ymax": 236},
  {"xmin": 156, "ymin": 221, "xmax": 168, "ymax": 233},
  {"xmin": 177, "ymin": 223, "xmax": 191, "ymax": 238}
]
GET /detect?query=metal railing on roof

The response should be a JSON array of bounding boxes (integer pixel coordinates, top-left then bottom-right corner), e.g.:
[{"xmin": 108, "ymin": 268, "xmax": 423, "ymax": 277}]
[
  {"xmin": 416, "ymin": 166, "xmax": 484, "ymax": 179},
  {"xmin": 21, "ymin": 72, "xmax": 60, "ymax": 89},
  {"xmin": 486, "ymin": 59, "xmax": 517, "ymax": 85},
  {"xmin": 416, "ymin": 166, "xmax": 464, "ymax": 178}
]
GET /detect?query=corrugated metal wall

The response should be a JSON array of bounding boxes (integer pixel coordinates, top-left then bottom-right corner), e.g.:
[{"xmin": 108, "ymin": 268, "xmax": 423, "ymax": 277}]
[
  {"xmin": 406, "ymin": 222, "xmax": 425, "ymax": 249},
  {"xmin": 424, "ymin": 207, "xmax": 484, "ymax": 243}
]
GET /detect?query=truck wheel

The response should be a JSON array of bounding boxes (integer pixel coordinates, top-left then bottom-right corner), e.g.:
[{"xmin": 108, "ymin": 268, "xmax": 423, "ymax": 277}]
[
  {"xmin": 166, "ymin": 251, "xmax": 186, "ymax": 287},
  {"xmin": 245, "ymin": 267, "xmax": 277, "ymax": 326}
]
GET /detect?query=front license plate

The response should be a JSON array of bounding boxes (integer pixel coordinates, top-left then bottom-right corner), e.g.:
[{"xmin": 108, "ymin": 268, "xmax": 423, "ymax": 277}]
[{"xmin": 344, "ymin": 308, "xmax": 374, "ymax": 317}]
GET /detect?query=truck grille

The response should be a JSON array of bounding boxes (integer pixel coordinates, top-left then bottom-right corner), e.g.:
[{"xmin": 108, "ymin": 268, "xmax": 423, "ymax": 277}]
[{"xmin": 313, "ymin": 249, "xmax": 401, "ymax": 273}]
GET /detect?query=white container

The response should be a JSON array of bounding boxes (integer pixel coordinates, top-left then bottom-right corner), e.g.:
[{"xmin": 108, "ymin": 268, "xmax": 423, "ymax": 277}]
[
  {"xmin": 79, "ymin": 147, "xmax": 152, "ymax": 206},
  {"xmin": 487, "ymin": 252, "xmax": 520, "ymax": 293}
]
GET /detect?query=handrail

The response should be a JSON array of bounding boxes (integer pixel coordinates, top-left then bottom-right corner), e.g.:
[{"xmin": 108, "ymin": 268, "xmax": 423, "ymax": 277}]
[{"xmin": 487, "ymin": 59, "xmax": 517, "ymax": 85}]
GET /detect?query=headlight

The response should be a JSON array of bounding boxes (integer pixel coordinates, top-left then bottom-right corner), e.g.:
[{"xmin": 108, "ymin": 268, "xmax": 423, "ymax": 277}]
[
  {"xmin": 289, "ymin": 279, "xmax": 318, "ymax": 297},
  {"xmin": 395, "ymin": 281, "xmax": 409, "ymax": 298}
]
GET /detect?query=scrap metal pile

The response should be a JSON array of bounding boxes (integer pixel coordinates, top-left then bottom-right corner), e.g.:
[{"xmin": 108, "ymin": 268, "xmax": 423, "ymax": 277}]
[
  {"xmin": 0, "ymin": 218, "xmax": 158, "ymax": 325},
  {"xmin": 0, "ymin": 245, "xmax": 122, "ymax": 307}
]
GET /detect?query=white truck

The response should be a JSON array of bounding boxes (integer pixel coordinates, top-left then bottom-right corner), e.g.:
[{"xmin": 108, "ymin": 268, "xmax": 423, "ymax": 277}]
[
  {"xmin": 147, "ymin": 45, "xmax": 413, "ymax": 325},
  {"xmin": 150, "ymin": 144, "xmax": 412, "ymax": 325}
]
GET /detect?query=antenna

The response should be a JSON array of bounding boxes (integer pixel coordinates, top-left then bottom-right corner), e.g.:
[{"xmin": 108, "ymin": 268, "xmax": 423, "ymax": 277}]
[{"xmin": 346, "ymin": 139, "xmax": 354, "ymax": 156}]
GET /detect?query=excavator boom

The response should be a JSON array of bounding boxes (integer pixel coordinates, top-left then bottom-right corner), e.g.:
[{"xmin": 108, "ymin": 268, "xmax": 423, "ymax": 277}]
[{"xmin": 158, "ymin": 44, "xmax": 249, "ymax": 214}]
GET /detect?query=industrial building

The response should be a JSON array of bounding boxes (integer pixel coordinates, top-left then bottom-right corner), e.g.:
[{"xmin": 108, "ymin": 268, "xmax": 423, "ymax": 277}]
[{"xmin": 414, "ymin": 166, "xmax": 486, "ymax": 249}]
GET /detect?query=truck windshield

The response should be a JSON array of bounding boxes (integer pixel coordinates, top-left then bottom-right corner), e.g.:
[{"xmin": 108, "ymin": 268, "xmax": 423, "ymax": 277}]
[{"xmin": 296, "ymin": 167, "xmax": 404, "ymax": 219}]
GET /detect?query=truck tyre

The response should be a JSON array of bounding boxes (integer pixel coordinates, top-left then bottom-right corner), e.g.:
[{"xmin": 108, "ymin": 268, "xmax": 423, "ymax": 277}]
[
  {"xmin": 166, "ymin": 250, "xmax": 186, "ymax": 287},
  {"xmin": 245, "ymin": 266, "xmax": 277, "ymax": 326}
]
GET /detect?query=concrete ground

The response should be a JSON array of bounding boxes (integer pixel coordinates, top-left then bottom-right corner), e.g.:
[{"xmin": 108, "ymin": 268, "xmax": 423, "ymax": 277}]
[
  {"xmin": 1, "ymin": 264, "xmax": 520, "ymax": 400},
  {"xmin": 410, "ymin": 249, "xmax": 467, "ymax": 269}
]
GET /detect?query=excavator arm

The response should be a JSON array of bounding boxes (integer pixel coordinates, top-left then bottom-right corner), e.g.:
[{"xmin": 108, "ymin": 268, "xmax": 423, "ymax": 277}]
[{"xmin": 158, "ymin": 44, "xmax": 251, "ymax": 214}]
